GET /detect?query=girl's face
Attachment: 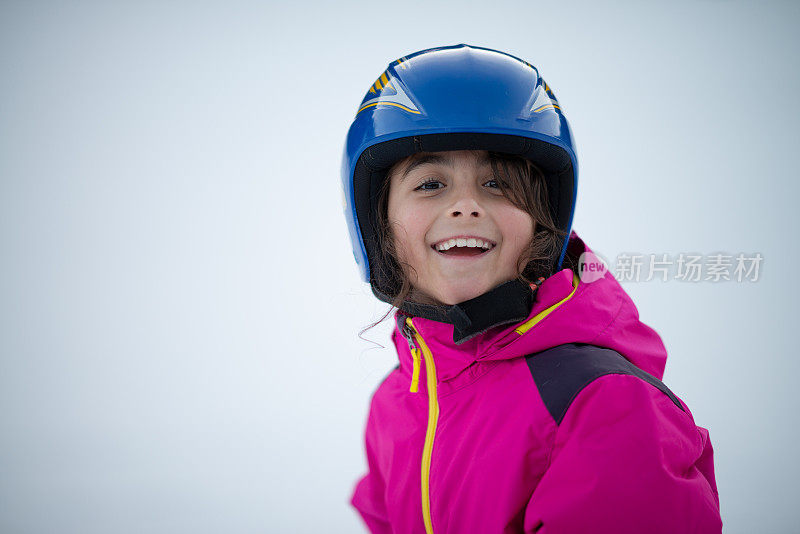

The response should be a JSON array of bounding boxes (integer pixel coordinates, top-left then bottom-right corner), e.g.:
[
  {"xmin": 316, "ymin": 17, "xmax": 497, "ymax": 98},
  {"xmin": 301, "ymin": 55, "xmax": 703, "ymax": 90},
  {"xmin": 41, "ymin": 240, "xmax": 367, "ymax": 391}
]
[{"xmin": 387, "ymin": 150, "xmax": 535, "ymax": 305}]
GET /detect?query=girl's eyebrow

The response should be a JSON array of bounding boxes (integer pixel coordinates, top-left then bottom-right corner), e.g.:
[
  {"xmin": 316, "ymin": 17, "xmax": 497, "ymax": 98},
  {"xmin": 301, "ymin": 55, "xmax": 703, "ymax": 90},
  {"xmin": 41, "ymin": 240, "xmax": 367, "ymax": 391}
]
[
  {"xmin": 399, "ymin": 153, "xmax": 490, "ymax": 181},
  {"xmin": 399, "ymin": 154, "xmax": 448, "ymax": 181}
]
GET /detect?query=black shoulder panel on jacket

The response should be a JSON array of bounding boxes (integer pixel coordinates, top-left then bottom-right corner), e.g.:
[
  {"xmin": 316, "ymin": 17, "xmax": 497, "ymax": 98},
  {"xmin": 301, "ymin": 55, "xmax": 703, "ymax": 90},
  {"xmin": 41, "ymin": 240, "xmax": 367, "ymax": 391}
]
[{"xmin": 524, "ymin": 343, "xmax": 684, "ymax": 425}]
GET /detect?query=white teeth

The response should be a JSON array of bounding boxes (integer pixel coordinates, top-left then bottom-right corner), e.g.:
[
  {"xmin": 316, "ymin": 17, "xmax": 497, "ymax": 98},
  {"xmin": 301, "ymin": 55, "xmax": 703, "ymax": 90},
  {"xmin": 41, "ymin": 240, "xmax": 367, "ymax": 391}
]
[{"xmin": 434, "ymin": 238, "xmax": 494, "ymax": 251}]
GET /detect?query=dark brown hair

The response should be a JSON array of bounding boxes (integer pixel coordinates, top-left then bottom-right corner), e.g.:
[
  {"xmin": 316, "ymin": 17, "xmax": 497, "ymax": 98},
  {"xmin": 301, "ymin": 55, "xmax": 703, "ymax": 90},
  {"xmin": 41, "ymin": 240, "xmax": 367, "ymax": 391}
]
[{"xmin": 360, "ymin": 150, "xmax": 579, "ymax": 335}]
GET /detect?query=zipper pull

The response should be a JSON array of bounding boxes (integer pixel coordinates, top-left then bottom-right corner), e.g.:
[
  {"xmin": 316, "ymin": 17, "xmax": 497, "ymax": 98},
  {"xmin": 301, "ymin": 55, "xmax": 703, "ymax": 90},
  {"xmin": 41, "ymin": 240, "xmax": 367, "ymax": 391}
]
[
  {"xmin": 401, "ymin": 318, "xmax": 422, "ymax": 393},
  {"xmin": 529, "ymin": 276, "xmax": 546, "ymax": 291},
  {"xmin": 529, "ymin": 276, "xmax": 546, "ymax": 297}
]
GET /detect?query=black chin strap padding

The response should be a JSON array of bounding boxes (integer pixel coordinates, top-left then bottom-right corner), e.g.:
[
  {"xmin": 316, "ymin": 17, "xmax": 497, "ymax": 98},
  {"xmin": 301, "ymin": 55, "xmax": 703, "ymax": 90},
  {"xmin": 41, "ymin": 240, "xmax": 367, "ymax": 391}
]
[{"xmin": 445, "ymin": 305, "xmax": 472, "ymax": 335}]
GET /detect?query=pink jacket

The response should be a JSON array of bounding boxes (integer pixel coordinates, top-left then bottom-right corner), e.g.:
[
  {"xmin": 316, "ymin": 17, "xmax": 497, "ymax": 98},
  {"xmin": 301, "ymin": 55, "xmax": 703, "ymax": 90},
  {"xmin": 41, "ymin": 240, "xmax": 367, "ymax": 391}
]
[{"xmin": 350, "ymin": 231, "xmax": 722, "ymax": 533}]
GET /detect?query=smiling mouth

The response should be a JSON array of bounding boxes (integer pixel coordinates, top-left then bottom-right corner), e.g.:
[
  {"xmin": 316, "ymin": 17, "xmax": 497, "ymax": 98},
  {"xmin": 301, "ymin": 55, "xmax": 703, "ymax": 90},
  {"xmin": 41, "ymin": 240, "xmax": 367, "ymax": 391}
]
[{"xmin": 431, "ymin": 242, "xmax": 496, "ymax": 257}]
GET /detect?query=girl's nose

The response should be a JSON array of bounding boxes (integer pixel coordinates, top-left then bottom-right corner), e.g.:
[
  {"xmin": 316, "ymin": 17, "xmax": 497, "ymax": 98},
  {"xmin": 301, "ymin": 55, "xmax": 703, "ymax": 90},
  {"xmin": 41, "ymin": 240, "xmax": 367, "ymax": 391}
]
[
  {"xmin": 451, "ymin": 207, "xmax": 481, "ymax": 217},
  {"xmin": 448, "ymin": 178, "xmax": 486, "ymax": 217},
  {"xmin": 450, "ymin": 195, "xmax": 483, "ymax": 218}
]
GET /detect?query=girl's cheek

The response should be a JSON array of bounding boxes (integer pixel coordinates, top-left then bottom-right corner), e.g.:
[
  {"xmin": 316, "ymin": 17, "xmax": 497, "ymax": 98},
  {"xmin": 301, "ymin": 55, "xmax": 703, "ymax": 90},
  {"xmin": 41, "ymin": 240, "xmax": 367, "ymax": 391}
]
[
  {"xmin": 390, "ymin": 226, "xmax": 410, "ymax": 260},
  {"xmin": 401, "ymin": 206, "xmax": 430, "ymax": 236},
  {"xmin": 390, "ymin": 221, "xmax": 419, "ymax": 262},
  {"xmin": 500, "ymin": 206, "xmax": 535, "ymax": 237}
]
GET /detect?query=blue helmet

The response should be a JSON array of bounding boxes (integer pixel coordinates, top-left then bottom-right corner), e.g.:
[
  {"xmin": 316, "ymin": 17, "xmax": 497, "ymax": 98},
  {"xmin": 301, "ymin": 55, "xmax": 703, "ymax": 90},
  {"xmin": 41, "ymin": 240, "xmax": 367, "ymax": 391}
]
[{"xmin": 341, "ymin": 43, "xmax": 578, "ymax": 303}]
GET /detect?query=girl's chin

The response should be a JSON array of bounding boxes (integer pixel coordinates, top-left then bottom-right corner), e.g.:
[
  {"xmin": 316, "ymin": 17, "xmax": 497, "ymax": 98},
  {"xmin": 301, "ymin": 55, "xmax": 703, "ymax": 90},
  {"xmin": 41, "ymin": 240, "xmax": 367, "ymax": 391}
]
[{"xmin": 430, "ymin": 281, "xmax": 495, "ymax": 306}]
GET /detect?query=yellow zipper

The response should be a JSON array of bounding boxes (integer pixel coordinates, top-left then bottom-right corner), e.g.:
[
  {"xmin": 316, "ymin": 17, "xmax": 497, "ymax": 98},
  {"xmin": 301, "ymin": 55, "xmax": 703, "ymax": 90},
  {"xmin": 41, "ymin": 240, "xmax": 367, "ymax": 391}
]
[
  {"xmin": 405, "ymin": 316, "xmax": 439, "ymax": 534},
  {"xmin": 409, "ymin": 347, "xmax": 421, "ymax": 393},
  {"xmin": 514, "ymin": 272, "xmax": 580, "ymax": 335}
]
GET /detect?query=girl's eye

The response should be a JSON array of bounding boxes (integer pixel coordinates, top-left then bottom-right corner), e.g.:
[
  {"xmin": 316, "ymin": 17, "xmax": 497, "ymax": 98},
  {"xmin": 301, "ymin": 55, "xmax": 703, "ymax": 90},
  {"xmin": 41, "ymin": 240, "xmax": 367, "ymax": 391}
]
[
  {"xmin": 485, "ymin": 179, "xmax": 508, "ymax": 192},
  {"xmin": 414, "ymin": 179, "xmax": 443, "ymax": 191}
]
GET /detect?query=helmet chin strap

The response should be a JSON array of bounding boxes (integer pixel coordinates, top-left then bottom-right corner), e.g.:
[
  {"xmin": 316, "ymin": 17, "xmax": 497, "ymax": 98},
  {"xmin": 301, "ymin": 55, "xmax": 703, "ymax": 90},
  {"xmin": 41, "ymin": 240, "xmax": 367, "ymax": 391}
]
[{"xmin": 389, "ymin": 278, "xmax": 538, "ymax": 345}]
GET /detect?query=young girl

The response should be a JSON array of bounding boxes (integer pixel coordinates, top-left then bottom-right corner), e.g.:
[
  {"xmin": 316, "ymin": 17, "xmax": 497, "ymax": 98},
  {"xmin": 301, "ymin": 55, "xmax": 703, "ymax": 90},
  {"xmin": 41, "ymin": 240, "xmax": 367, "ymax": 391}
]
[{"xmin": 341, "ymin": 44, "xmax": 722, "ymax": 533}]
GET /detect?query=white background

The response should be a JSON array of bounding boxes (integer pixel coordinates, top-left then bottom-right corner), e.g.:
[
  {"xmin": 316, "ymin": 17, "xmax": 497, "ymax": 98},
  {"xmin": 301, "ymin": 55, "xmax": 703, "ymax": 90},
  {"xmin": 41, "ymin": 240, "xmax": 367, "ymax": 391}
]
[{"xmin": 1, "ymin": 1, "xmax": 797, "ymax": 532}]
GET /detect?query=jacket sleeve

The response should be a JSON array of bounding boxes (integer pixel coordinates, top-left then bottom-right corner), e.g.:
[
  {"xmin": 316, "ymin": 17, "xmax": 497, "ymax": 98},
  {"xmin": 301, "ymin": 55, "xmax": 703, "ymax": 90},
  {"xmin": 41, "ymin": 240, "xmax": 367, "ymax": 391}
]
[
  {"xmin": 523, "ymin": 373, "xmax": 722, "ymax": 534},
  {"xmin": 350, "ymin": 395, "xmax": 392, "ymax": 533}
]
